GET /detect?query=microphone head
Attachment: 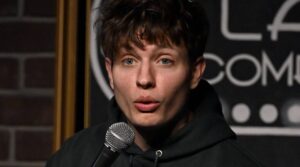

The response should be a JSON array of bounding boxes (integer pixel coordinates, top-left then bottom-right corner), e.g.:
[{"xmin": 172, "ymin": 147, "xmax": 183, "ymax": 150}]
[{"xmin": 105, "ymin": 122, "xmax": 135, "ymax": 152}]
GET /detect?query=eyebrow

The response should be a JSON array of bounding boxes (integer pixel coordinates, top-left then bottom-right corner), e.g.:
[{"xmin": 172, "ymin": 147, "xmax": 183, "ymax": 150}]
[{"xmin": 119, "ymin": 42, "xmax": 176, "ymax": 52}]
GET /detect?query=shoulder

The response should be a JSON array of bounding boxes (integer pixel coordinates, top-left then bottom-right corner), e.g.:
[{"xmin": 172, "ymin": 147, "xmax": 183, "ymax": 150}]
[
  {"xmin": 65, "ymin": 122, "xmax": 109, "ymax": 148},
  {"xmin": 211, "ymin": 138, "xmax": 265, "ymax": 167},
  {"xmin": 46, "ymin": 122, "xmax": 110, "ymax": 167}
]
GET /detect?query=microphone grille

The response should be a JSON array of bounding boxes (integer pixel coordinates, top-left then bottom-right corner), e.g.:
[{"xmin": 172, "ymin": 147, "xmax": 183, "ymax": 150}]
[{"xmin": 105, "ymin": 122, "xmax": 135, "ymax": 152}]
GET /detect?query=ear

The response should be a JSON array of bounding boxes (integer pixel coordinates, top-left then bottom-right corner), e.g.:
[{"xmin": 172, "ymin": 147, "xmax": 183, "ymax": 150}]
[
  {"xmin": 190, "ymin": 57, "xmax": 206, "ymax": 89},
  {"xmin": 105, "ymin": 58, "xmax": 114, "ymax": 90}
]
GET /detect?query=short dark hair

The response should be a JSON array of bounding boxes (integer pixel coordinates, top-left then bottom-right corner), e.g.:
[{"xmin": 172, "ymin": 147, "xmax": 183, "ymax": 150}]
[{"xmin": 96, "ymin": 0, "xmax": 209, "ymax": 62}]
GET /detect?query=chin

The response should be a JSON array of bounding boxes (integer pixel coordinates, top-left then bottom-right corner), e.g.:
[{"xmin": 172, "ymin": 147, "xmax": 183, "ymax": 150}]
[{"xmin": 131, "ymin": 115, "xmax": 164, "ymax": 128}]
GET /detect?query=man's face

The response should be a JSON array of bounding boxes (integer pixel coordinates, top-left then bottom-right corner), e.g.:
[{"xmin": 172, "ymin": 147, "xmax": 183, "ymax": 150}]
[{"xmin": 105, "ymin": 41, "xmax": 205, "ymax": 128}]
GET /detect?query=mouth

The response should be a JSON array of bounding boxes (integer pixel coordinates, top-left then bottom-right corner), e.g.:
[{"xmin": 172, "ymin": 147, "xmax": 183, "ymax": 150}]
[{"xmin": 134, "ymin": 96, "xmax": 160, "ymax": 112}]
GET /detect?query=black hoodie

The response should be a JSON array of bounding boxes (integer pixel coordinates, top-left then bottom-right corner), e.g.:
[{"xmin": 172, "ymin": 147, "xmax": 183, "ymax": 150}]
[{"xmin": 46, "ymin": 80, "xmax": 263, "ymax": 167}]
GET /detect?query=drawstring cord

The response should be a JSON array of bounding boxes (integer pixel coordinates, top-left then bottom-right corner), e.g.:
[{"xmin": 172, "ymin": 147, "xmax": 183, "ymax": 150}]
[
  {"xmin": 154, "ymin": 150, "xmax": 163, "ymax": 167},
  {"xmin": 129, "ymin": 150, "xmax": 163, "ymax": 167},
  {"xmin": 129, "ymin": 154, "xmax": 134, "ymax": 167}
]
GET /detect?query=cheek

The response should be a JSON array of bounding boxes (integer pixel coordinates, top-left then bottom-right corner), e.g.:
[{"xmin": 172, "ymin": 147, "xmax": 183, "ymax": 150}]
[
  {"xmin": 112, "ymin": 72, "xmax": 134, "ymax": 116},
  {"xmin": 158, "ymin": 69, "xmax": 191, "ymax": 105},
  {"xmin": 159, "ymin": 69, "xmax": 190, "ymax": 91},
  {"xmin": 111, "ymin": 70, "xmax": 136, "ymax": 101}
]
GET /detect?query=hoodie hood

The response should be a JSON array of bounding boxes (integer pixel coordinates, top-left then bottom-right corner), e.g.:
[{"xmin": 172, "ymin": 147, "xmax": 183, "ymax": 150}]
[{"xmin": 107, "ymin": 79, "xmax": 236, "ymax": 162}]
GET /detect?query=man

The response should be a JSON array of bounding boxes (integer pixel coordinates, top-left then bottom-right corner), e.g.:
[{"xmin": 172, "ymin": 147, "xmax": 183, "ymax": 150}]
[{"xmin": 47, "ymin": 0, "xmax": 263, "ymax": 166}]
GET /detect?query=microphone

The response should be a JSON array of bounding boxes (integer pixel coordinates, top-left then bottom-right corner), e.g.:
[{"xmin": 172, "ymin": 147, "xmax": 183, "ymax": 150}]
[{"xmin": 92, "ymin": 122, "xmax": 135, "ymax": 167}]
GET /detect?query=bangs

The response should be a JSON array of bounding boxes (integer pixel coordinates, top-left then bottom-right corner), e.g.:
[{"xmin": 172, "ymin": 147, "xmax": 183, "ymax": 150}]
[
  {"xmin": 98, "ymin": 0, "xmax": 209, "ymax": 61},
  {"xmin": 100, "ymin": 1, "xmax": 189, "ymax": 59},
  {"xmin": 117, "ymin": 24, "xmax": 184, "ymax": 51}
]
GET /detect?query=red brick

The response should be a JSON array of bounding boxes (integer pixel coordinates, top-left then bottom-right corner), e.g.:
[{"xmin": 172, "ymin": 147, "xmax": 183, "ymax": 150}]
[
  {"xmin": 0, "ymin": 22, "xmax": 55, "ymax": 52},
  {"xmin": 0, "ymin": 0, "xmax": 18, "ymax": 16},
  {"xmin": 25, "ymin": 58, "xmax": 54, "ymax": 88},
  {"xmin": 24, "ymin": 0, "xmax": 56, "ymax": 17},
  {"xmin": 16, "ymin": 130, "xmax": 53, "ymax": 161},
  {"xmin": 0, "ymin": 58, "xmax": 19, "ymax": 89},
  {"xmin": 0, "ymin": 130, "xmax": 10, "ymax": 160},
  {"xmin": 0, "ymin": 96, "xmax": 54, "ymax": 126}
]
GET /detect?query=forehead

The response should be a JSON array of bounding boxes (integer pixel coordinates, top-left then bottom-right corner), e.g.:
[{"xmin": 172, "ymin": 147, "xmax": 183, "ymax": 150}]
[
  {"xmin": 114, "ymin": 25, "xmax": 185, "ymax": 49},
  {"xmin": 117, "ymin": 35, "xmax": 186, "ymax": 51},
  {"xmin": 117, "ymin": 40, "xmax": 187, "ymax": 56}
]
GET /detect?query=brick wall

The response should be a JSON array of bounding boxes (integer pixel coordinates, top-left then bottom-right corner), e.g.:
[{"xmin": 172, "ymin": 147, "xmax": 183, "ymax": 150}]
[{"xmin": 0, "ymin": 0, "xmax": 56, "ymax": 166}]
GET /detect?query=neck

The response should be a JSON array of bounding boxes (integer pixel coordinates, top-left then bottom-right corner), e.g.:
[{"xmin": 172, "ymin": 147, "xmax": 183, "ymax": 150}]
[{"xmin": 131, "ymin": 111, "xmax": 193, "ymax": 151}]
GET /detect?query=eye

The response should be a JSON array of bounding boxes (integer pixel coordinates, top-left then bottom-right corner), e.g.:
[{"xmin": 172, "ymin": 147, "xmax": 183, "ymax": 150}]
[
  {"xmin": 122, "ymin": 57, "xmax": 136, "ymax": 65},
  {"xmin": 158, "ymin": 58, "xmax": 174, "ymax": 65}
]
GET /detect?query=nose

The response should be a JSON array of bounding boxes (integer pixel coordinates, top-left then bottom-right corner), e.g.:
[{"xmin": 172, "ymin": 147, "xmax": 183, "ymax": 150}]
[{"xmin": 136, "ymin": 63, "xmax": 155, "ymax": 89}]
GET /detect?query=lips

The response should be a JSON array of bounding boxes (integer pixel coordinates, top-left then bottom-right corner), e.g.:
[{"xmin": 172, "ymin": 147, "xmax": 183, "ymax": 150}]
[{"xmin": 134, "ymin": 96, "xmax": 160, "ymax": 112}]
